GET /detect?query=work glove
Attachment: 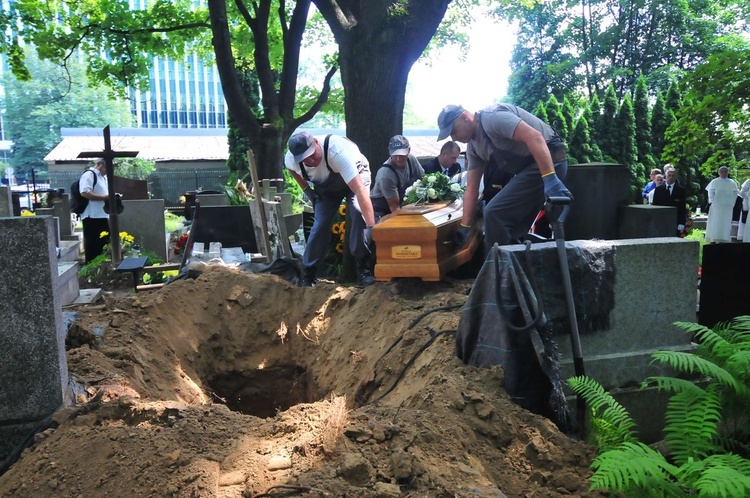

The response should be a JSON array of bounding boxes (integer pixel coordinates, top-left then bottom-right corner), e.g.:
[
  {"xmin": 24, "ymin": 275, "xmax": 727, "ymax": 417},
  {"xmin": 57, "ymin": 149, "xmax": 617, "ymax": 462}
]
[
  {"xmin": 542, "ymin": 172, "xmax": 573, "ymax": 222},
  {"xmin": 454, "ymin": 224, "xmax": 471, "ymax": 248},
  {"xmin": 364, "ymin": 225, "xmax": 374, "ymax": 251},
  {"xmin": 303, "ymin": 187, "xmax": 320, "ymax": 205}
]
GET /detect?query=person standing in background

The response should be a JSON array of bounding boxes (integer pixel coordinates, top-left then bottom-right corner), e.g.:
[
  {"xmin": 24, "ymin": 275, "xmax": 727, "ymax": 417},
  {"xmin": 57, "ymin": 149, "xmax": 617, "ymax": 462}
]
[
  {"xmin": 79, "ymin": 158, "xmax": 110, "ymax": 263},
  {"xmin": 423, "ymin": 141, "xmax": 462, "ymax": 177},
  {"xmin": 704, "ymin": 166, "xmax": 739, "ymax": 243}
]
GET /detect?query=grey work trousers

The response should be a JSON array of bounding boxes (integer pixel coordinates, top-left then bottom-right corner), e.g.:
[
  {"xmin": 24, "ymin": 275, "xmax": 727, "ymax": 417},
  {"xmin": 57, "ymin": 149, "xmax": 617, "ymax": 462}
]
[
  {"xmin": 304, "ymin": 189, "xmax": 369, "ymax": 269},
  {"xmin": 482, "ymin": 159, "xmax": 568, "ymax": 253}
]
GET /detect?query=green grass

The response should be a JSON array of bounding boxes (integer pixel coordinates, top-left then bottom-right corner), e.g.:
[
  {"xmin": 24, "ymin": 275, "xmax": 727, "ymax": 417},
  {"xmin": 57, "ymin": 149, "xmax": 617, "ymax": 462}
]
[{"xmin": 685, "ymin": 228, "xmax": 706, "ymax": 266}]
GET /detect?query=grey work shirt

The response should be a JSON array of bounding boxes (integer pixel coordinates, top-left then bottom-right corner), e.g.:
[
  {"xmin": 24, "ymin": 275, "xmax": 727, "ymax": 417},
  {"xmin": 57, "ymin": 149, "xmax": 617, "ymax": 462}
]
[
  {"xmin": 467, "ymin": 104, "xmax": 559, "ymax": 175},
  {"xmin": 370, "ymin": 154, "xmax": 424, "ymax": 202}
]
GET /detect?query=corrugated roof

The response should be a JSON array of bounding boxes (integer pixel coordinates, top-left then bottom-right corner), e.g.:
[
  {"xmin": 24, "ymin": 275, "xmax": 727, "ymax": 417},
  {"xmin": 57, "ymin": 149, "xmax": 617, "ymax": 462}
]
[{"xmin": 44, "ymin": 127, "xmax": 452, "ymax": 163}]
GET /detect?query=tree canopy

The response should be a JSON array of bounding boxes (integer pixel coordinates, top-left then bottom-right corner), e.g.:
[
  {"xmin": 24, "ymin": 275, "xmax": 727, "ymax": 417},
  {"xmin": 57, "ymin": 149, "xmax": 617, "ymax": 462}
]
[{"xmin": 1, "ymin": 47, "xmax": 132, "ymax": 178}]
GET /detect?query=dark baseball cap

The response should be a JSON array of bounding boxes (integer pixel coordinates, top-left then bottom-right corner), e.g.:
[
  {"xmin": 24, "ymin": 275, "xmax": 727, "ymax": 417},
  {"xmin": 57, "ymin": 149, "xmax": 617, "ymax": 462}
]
[
  {"xmin": 437, "ymin": 104, "xmax": 465, "ymax": 141},
  {"xmin": 388, "ymin": 135, "xmax": 410, "ymax": 156},
  {"xmin": 288, "ymin": 131, "xmax": 316, "ymax": 163}
]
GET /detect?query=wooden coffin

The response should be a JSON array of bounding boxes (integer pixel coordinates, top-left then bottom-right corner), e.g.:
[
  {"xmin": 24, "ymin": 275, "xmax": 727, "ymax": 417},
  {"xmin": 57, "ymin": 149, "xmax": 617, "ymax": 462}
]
[{"xmin": 372, "ymin": 200, "xmax": 482, "ymax": 281}]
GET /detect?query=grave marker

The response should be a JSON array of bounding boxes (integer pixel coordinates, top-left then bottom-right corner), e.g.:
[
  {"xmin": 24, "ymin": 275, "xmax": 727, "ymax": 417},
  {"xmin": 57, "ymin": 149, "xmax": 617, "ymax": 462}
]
[
  {"xmin": 0, "ymin": 216, "xmax": 72, "ymax": 461},
  {"xmin": 77, "ymin": 125, "xmax": 139, "ymax": 263},
  {"xmin": 0, "ymin": 185, "xmax": 12, "ymax": 217}
]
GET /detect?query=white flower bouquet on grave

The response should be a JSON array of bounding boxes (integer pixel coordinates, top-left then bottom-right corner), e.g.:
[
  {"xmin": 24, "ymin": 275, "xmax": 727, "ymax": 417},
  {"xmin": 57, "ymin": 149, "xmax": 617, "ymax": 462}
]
[{"xmin": 403, "ymin": 172, "xmax": 465, "ymax": 205}]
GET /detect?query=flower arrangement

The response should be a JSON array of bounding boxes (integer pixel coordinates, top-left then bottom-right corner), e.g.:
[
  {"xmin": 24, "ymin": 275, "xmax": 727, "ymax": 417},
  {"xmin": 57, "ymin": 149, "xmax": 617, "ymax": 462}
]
[
  {"xmin": 100, "ymin": 231, "xmax": 136, "ymax": 254},
  {"xmin": 174, "ymin": 231, "xmax": 190, "ymax": 255},
  {"xmin": 323, "ymin": 203, "xmax": 347, "ymax": 278},
  {"xmin": 403, "ymin": 172, "xmax": 465, "ymax": 205}
]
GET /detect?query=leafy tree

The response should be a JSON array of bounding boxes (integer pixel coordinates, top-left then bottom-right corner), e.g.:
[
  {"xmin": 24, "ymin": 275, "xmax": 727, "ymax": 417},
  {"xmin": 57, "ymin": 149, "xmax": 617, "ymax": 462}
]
[
  {"xmin": 1, "ymin": 0, "xmax": 338, "ymax": 181},
  {"xmin": 1, "ymin": 47, "xmax": 132, "ymax": 178},
  {"xmin": 115, "ymin": 158, "xmax": 156, "ymax": 180},
  {"xmin": 226, "ymin": 60, "xmax": 260, "ymax": 174},
  {"xmin": 312, "ymin": 0, "xmax": 452, "ymax": 171}
]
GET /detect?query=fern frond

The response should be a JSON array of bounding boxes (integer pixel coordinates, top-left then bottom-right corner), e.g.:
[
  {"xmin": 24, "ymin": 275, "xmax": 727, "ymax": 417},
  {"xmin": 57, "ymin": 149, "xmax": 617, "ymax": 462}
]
[
  {"xmin": 692, "ymin": 324, "xmax": 738, "ymax": 361},
  {"xmin": 645, "ymin": 376, "xmax": 703, "ymax": 395},
  {"xmin": 589, "ymin": 442, "xmax": 681, "ymax": 496},
  {"xmin": 727, "ymin": 315, "xmax": 750, "ymax": 335},
  {"xmin": 663, "ymin": 389, "xmax": 722, "ymax": 465},
  {"xmin": 651, "ymin": 351, "xmax": 749, "ymax": 397},
  {"xmin": 725, "ymin": 350, "xmax": 750, "ymax": 383},
  {"xmin": 568, "ymin": 376, "xmax": 637, "ymax": 446},
  {"xmin": 689, "ymin": 453, "xmax": 750, "ymax": 497}
]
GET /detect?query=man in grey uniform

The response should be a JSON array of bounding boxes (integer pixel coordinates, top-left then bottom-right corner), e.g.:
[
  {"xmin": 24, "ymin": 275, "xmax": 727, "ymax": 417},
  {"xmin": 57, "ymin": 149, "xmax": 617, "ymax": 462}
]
[
  {"xmin": 437, "ymin": 104, "xmax": 571, "ymax": 252},
  {"xmin": 285, "ymin": 131, "xmax": 376, "ymax": 287},
  {"xmin": 370, "ymin": 135, "xmax": 424, "ymax": 220}
]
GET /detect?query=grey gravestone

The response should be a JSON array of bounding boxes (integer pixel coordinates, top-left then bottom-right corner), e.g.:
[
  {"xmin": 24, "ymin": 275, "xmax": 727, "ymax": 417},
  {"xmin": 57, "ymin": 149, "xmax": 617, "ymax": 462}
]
[
  {"xmin": 264, "ymin": 201, "xmax": 293, "ymax": 259},
  {"xmin": 32, "ymin": 210, "xmax": 61, "ymax": 246},
  {"xmin": 118, "ymin": 199, "xmax": 169, "ymax": 261},
  {"xmin": 504, "ymin": 237, "xmax": 698, "ymax": 387},
  {"xmin": 0, "ymin": 216, "xmax": 71, "ymax": 461},
  {"xmin": 0, "ymin": 186, "xmax": 12, "ymax": 217},
  {"xmin": 564, "ymin": 163, "xmax": 632, "ymax": 241},
  {"xmin": 113, "ymin": 176, "xmax": 149, "ymax": 200},
  {"xmin": 51, "ymin": 194, "xmax": 74, "ymax": 239}
]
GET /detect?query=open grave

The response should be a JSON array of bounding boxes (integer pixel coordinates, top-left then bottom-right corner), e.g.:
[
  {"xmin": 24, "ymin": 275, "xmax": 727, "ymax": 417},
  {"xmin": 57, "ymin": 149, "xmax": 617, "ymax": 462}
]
[{"xmin": 0, "ymin": 266, "xmax": 597, "ymax": 497}]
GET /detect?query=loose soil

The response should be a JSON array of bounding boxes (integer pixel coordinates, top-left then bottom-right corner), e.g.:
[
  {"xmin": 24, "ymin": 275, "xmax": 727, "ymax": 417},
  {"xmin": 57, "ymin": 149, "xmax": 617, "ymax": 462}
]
[{"xmin": 1, "ymin": 265, "xmax": 599, "ymax": 497}]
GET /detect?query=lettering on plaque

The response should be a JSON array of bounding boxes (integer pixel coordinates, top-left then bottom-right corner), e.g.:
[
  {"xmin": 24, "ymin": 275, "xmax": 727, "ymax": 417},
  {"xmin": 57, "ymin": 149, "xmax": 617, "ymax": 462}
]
[{"xmin": 392, "ymin": 245, "xmax": 422, "ymax": 259}]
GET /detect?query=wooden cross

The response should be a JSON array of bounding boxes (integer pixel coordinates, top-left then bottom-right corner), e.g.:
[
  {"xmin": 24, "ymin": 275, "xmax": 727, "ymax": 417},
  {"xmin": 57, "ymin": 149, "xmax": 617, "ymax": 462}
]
[{"xmin": 78, "ymin": 126, "xmax": 138, "ymax": 263}]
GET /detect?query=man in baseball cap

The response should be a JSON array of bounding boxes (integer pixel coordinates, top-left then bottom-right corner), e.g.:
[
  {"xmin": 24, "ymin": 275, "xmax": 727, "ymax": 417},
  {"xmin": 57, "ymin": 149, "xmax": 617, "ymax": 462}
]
[
  {"xmin": 285, "ymin": 132, "xmax": 376, "ymax": 287},
  {"xmin": 370, "ymin": 135, "xmax": 424, "ymax": 219},
  {"xmin": 437, "ymin": 103, "xmax": 571, "ymax": 252}
]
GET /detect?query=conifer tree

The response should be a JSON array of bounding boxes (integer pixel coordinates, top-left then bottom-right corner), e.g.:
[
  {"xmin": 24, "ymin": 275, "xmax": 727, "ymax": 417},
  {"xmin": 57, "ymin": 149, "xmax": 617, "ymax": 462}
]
[
  {"xmin": 534, "ymin": 100, "xmax": 549, "ymax": 123},
  {"xmin": 546, "ymin": 94, "xmax": 568, "ymax": 141},
  {"xmin": 569, "ymin": 115, "xmax": 594, "ymax": 164},
  {"xmin": 562, "ymin": 96, "xmax": 576, "ymax": 143},
  {"xmin": 651, "ymin": 92, "xmax": 670, "ymax": 161},
  {"xmin": 633, "ymin": 75, "xmax": 654, "ymax": 169},
  {"xmin": 599, "ymin": 84, "xmax": 619, "ymax": 161},
  {"xmin": 588, "ymin": 94, "xmax": 603, "ymax": 155},
  {"xmin": 616, "ymin": 94, "xmax": 642, "ymax": 199}
]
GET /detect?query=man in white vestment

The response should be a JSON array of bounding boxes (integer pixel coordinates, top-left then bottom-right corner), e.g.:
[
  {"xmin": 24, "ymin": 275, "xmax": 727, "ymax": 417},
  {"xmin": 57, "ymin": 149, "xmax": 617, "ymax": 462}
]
[{"xmin": 705, "ymin": 166, "xmax": 739, "ymax": 243}]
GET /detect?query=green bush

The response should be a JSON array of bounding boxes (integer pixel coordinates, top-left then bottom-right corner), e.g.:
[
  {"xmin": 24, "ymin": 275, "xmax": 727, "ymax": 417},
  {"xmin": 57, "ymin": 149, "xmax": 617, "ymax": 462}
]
[{"xmin": 568, "ymin": 316, "xmax": 750, "ymax": 496}]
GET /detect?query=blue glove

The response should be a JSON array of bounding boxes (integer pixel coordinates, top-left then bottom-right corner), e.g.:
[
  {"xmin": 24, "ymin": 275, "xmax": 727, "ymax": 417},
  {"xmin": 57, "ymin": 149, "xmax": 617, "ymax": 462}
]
[
  {"xmin": 542, "ymin": 173, "xmax": 573, "ymax": 222},
  {"xmin": 454, "ymin": 224, "xmax": 471, "ymax": 248},
  {"xmin": 365, "ymin": 225, "xmax": 374, "ymax": 249},
  {"xmin": 542, "ymin": 172, "xmax": 572, "ymax": 199},
  {"xmin": 304, "ymin": 187, "xmax": 320, "ymax": 205}
]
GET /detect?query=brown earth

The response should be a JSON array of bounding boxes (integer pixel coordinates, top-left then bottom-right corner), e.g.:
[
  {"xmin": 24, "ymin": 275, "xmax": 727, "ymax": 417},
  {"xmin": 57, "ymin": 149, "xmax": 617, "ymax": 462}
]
[{"xmin": 0, "ymin": 265, "xmax": 599, "ymax": 498}]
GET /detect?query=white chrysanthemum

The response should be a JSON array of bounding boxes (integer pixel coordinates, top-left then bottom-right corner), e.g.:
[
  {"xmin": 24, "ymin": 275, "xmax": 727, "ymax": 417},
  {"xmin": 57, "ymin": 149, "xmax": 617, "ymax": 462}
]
[
  {"xmin": 427, "ymin": 188, "xmax": 437, "ymax": 199},
  {"xmin": 405, "ymin": 186, "xmax": 413, "ymax": 195},
  {"xmin": 426, "ymin": 175, "xmax": 437, "ymax": 184},
  {"xmin": 450, "ymin": 182, "xmax": 462, "ymax": 192}
]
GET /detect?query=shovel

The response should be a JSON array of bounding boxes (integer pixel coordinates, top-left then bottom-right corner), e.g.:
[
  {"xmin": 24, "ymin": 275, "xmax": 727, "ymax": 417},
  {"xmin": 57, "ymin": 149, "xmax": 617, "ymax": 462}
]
[{"xmin": 544, "ymin": 196, "xmax": 586, "ymax": 438}]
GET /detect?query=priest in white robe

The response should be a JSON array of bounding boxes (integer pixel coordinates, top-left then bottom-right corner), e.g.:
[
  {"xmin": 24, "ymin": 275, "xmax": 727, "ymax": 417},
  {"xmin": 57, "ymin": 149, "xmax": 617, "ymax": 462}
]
[{"xmin": 705, "ymin": 166, "xmax": 739, "ymax": 243}]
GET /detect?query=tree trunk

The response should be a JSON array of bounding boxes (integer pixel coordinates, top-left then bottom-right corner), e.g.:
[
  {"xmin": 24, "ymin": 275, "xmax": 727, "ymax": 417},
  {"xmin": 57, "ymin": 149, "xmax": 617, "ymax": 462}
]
[{"xmin": 314, "ymin": 0, "xmax": 451, "ymax": 173}]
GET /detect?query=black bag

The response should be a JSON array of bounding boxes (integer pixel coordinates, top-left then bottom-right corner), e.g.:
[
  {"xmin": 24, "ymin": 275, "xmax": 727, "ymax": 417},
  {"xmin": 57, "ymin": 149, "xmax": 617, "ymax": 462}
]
[{"xmin": 70, "ymin": 170, "xmax": 97, "ymax": 215}]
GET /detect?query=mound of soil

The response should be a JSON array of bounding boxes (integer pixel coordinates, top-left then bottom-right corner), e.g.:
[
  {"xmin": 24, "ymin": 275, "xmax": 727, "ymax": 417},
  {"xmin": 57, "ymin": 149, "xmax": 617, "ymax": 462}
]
[{"xmin": 1, "ymin": 266, "xmax": 598, "ymax": 497}]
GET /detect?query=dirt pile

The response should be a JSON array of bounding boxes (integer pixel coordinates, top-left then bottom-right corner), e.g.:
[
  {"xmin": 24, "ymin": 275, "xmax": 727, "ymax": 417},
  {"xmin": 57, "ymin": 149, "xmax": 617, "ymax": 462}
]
[{"xmin": 0, "ymin": 266, "xmax": 598, "ymax": 497}]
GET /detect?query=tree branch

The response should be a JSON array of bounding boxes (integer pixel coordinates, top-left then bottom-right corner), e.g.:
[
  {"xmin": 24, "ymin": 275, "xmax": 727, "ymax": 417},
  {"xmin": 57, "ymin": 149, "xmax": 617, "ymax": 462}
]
[
  {"xmin": 290, "ymin": 64, "xmax": 338, "ymax": 129},
  {"xmin": 279, "ymin": 0, "xmax": 311, "ymax": 116}
]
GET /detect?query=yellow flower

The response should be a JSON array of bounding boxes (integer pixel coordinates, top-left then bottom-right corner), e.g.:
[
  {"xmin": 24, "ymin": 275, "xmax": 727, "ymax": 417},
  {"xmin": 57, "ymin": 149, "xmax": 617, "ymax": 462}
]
[
  {"xmin": 338, "ymin": 204, "xmax": 346, "ymax": 216},
  {"xmin": 340, "ymin": 233, "xmax": 345, "ymax": 242},
  {"xmin": 179, "ymin": 195, "xmax": 186, "ymax": 205},
  {"xmin": 100, "ymin": 231, "xmax": 109, "ymax": 239},
  {"xmin": 335, "ymin": 242, "xmax": 344, "ymax": 254},
  {"xmin": 20, "ymin": 209, "xmax": 35, "ymax": 217},
  {"xmin": 332, "ymin": 223, "xmax": 342, "ymax": 235}
]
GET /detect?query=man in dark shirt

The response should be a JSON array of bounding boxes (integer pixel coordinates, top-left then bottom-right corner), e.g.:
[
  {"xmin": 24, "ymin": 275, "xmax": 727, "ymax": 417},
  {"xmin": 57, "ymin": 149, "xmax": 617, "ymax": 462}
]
[
  {"xmin": 652, "ymin": 165, "xmax": 687, "ymax": 236},
  {"xmin": 423, "ymin": 141, "xmax": 462, "ymax": 177}
]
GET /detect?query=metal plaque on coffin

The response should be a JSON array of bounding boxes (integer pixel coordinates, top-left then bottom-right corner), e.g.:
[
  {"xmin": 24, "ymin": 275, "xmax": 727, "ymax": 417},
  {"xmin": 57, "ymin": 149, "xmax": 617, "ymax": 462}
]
[{"xmin": 372, "ymin": 200, "xmax": 482, "ymax": 281}]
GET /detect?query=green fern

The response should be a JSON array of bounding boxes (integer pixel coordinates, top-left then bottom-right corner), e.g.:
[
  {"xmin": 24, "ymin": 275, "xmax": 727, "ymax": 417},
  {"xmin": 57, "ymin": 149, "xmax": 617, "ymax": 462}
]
[
  {"xmin": 567, "ymin": 375, "xmax": 637, "ymax": 450},
  {"xmin": 571, "ymin": 317, "xmax": 750, "ymax": 496}
]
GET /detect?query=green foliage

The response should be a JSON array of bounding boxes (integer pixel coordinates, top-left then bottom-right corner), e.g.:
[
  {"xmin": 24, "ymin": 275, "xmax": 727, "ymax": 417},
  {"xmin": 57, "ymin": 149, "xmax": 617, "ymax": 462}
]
[
  {"xmin": 568, "ymin": 317, "xmax": 750, "ymax": 496},
  {"xmin": 283, "ymin": 169, "xmax": 305, "ymax": 214},
  {"xmin": 114, "ymin": 158, "xmax": 155, "ymax": 180},
  {"xmin": 1, "ymin": 45, "xmax": 132, "ymax": 177},
  {"xmin": 164, "ymin": 211, "xmax": 185, "ymax": 234}
]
